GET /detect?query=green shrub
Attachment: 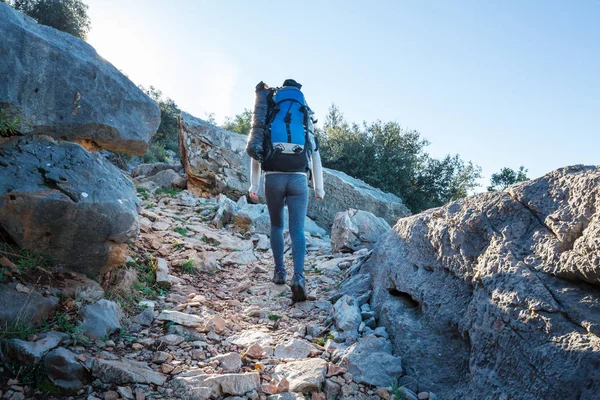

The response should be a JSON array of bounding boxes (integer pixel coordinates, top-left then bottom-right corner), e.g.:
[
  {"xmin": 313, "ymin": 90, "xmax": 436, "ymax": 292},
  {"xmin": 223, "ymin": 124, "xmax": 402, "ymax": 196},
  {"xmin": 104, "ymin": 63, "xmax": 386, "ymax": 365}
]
[
  {"xmin": 181, "ymin": 259, "xmax": 196, "ymax": 275},
  {"xmin": 0, "ymin": 108, "xmax": 19, "ymax": 137},
  {"xmin": 164, "ymin": 138, "xmax": 179, "ymax": 153},
  {"xmin": 142, "ymin": 151, "xmax": 157, "ymax": 164},
  {"xmin": 156, "ymin": 188, "xmax": 181, "ymax": 196},
  {"xmin": 173, "ymin": 227, "xmax": 189, "ymax": 236}
]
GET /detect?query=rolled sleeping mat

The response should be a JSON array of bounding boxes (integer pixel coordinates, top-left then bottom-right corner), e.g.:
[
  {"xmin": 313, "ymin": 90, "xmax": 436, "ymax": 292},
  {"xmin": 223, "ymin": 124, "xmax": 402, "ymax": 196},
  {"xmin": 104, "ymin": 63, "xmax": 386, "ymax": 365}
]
[{"xmin": 246, "ymin": 81, "xmax": 271, "ymax": 162}]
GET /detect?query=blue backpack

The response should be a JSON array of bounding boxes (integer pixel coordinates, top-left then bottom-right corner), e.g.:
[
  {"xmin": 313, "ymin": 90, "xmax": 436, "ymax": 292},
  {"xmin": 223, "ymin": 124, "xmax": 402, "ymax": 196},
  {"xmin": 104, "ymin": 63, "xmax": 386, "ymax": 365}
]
[{"xmin": 261, "ymin": 86, "xmax": 315, "ymax": 173}]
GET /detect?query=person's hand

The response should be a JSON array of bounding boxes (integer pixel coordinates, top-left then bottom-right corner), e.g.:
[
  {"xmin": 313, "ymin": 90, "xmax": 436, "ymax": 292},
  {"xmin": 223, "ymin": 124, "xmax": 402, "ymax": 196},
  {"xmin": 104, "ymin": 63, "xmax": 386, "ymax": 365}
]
[
  {"xmin": 249, "ymin": 191, "xmax": 259, "ymax": 201},
  {"xmin": 316, "ymin": 195, "xmax": 323, "ymax": 201}
]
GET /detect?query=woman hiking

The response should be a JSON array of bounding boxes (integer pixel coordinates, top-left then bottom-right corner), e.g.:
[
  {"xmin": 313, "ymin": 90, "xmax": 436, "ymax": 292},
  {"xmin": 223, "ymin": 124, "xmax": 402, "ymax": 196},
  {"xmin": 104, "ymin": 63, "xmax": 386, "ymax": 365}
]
[{"xmin": 246, "ymin": 79, "xmax": 325, "ymax": 303}]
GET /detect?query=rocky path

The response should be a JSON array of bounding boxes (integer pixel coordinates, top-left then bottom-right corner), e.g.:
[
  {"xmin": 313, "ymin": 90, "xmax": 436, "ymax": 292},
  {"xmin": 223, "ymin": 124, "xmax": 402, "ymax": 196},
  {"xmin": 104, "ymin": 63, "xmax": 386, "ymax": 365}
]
[{"xmin": 1, "ymin": 188, "xmax": 424, "ymax": 400}]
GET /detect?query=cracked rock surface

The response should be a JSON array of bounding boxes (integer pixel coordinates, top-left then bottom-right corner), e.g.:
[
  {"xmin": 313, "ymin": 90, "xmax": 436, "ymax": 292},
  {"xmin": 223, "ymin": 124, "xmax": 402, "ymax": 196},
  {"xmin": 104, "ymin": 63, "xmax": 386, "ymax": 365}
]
[
  {"xmin": 365, "ymin": 164, "xmax": 600, "ymax": 400},
  {"xmin": 0, "ymin": 135, "xmax": 139, "ymax": 277}
]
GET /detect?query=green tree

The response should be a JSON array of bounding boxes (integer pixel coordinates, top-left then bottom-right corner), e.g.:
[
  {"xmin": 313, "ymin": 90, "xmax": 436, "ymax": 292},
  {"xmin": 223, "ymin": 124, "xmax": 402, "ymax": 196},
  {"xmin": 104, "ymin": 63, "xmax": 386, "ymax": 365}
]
[
  {"xmin": 317, "ymin": 104, "xmax": 482, "ymax": 213},
  {"xmin": 8, "ymin": 0, "xmax": 91, "ymax": 40},
  {"xmin": 222, "ymin": 109, "xmax": 251, "ymax": 135},
  {"xmin": 487, "ymin": 166, "xmax": 529, "ymax": 191},
  {"xmin": 141, "ymin": 86, "xmax": 181, "ymax": 153}
]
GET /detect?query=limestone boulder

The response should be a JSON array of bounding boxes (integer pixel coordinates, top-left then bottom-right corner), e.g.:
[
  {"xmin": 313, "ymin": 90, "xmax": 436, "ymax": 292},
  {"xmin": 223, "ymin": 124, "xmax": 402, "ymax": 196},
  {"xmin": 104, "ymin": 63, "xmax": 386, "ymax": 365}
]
[
  {"xmin": 0, "ymin": 3, "xmax": 159, "ymax": 155},
  {"xmin": 2, "ymin": 331, "xmax": 68, "ymax": 365},
  {"xmin": 179, "ymin": 112, "xmax": 250, "ymax": 199},
  {"xmin": 0, "ymin": 282, "xmax": 58, "ymax": 327},
  {"xmin": 340, "ymin": 335, "xmax": 403, "ymax": 387},
  {"xmin": 332, "ymin": 295, "xmax": 362, "ymax": 341},
  {"xmin": 44, "ymin": 347, "xmax": 90, "ymax": 391},
  {"xmin": 0, "ymin": 136, "xmax": 140, "ymax": 278},
  {"xmin": 172, "ymin": 371, "xmax": 260, "ymax": 398},
  {"xmin": 331, "ymin": 209, "xmax": 391, "ymax": 253},
  {"xmin": 80, "ymin": 299, "xmax": 122, "ymax": 340},
  {"xmin": 131, "ymin": 163, "xmax": 183, "ymax": 179},
  {"xmin": 137, "ymin": 169, "xmax": 187, "ymax": 190},
  {"xmin": 86, "ymin": 357, "xmax": 167, "ymax": 386},
  {"xmin": 308, "ymin": 169, "xmax": 410, "ymax": 228},
  {"xmin": 365, "ymin": 165, "xmax": 600, "ymax": 399},
  {"xmin": 273, "ymin": 358, "xmax": 328, "ymax": 393}
]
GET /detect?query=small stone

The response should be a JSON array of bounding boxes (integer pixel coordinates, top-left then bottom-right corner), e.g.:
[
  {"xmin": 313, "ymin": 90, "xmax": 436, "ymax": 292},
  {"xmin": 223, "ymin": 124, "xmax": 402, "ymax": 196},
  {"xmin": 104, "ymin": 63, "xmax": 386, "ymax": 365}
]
[
  {"xmin": 104, "ymin": 391, "xmax": 119, "ymax": 400},
  {"xmin": 364, "ymin": 317, "xmax": 377, "ymax": 329},
  {"xmin": 158, "ymin": 334, "xmax": 185, "ymax": 346},
  {"xmin": 311, "ymin": 393, "xmax": 326, "ymax": 400},
  {"xmin": 326, "ymin": 364, "xmax": 347, "ymax": 377},
  {"xmin": 152, "ymin": 351, "xmax": 171, "ymax": 364},
  {"xmin": 80, "ymin": 300, "xmax": 122, "ymax": 340},
  {"xmin": 396, "ymin": 387, "xmax": 418, "ymax": 400},
  {"xmin": 260, "ymin": 383, "xmax": 278, "ymax": 395},
  {"xmin": 277, "ymin": 377, "xmax": 289, "ymax": 393},
  {"xmin": 161, "ymin": 364, "xmax": 175, "ymax": 374},
  {"xmin": 209, "ymin": 352, "xmax": 242, "ymax": 373},
  {"xmin": 157, "ymin": 310, "xmax": 204, "ymax": 327},
  {"xmin": 244, "ymin": 343, "xmax": 265, "ymax": 359},
  {"xmin": 118, "ymin": 386, "xmax": 134, "ymax": 399},
  {"xmin": 376, "ymin": 388, "xmax": 391, "ymax": 399},
  {"xmin": 418, "ymin": 392, "xmax": 430, "ymax": 400},
  {"xmin": 133, "ymin": 308, "xmax": 154, "ymax": 327},
  {"xmin": 397, "ymin": 376, "xmax": 419, "ymax": 394},
  {"xmin": 203, "ymin": 315, "xmax": 227, "ymax": 333},
  {"xmin": 190, "ymin": 349, "xmax": 206, "ymax": 360},
  {"xmin": 131, "ymin": 343, "xmax": 144, "ymax": 351},
  {"xmin": 171, "ymin": 366, "xmax": 183, "ymax": 375},
  {"xmin": 273, "ymin": 358, "xmax": 328, "ymax": 393}
]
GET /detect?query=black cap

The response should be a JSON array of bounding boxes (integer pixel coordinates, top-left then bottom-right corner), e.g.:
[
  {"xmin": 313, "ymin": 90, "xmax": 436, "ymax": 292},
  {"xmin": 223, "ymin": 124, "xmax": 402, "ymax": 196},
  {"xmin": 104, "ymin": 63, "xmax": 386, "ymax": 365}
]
[{"xmin": 282, "ymin": 79, "xmax": 302, "ymax": 89}]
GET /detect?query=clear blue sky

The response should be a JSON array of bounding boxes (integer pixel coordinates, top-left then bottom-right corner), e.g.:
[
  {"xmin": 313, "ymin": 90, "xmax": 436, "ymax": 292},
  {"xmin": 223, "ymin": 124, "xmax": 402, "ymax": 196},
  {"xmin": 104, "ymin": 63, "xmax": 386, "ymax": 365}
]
[{"xmin": 86, "ymin": 0, "xmax": 599, "ymax": 188}]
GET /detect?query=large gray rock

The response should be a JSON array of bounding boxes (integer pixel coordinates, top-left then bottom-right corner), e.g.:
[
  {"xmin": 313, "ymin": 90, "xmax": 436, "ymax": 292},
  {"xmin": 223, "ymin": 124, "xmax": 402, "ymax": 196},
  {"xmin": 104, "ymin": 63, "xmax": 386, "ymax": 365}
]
[
  {"xmin": 365, "ymin": 165, "xmax": 600, "ymax": 399},
  {"xmin": 179, "ymin": 112, "xmax": 250, "ymax": 199},
  {"xmin": 44, "ymin": 347, "xmax": 89, "ymax": 391},
  {"xmin": 131, "ymin": 163, "xmax": 183, "ymax": 178},
  {"xmin": 331, "ymin": 209, "xmax": 391, "ymax": 253},
  {"xmin": 340, "ymin": 335, "xmax": 403, "ymax": 387},
  {"xmin": 172, "ymin": 371, "xmax": 260, "ymax": 398},
  {"xmin": 0, "ymin": 283, "xmax": 58, "ymax": 327},
  {"xmin": 2, "ymin": 331, "xmax": 68, "ymax": 365},
  {"xmin": 0, "ymin": 136, "xmax": 140, "ymax": 278},
  {"xmin": 0, "ymin": 3, "xmax": 160, "ymax": 155},
  {"xmin": 309, "ymin": 169, "xmax": 411, "ymax": 228},
  {"xmin": 137, "ymin": 169, "xmax": 187, "ymax": 190},
  {"xmin": 157, "ymin": 310, "xmax": 204, "ymax": 327},
  {"xmin": 178, "ymin": 112, "xmax": 409, "ymax": 228},
  {"xmin": 273, "ymin": 339, "xmax": 313, "ymax": 359},
  {"xmin": 273, "ymin": 358, "xmax": 328, "ymax": 393},
  {"xmin": 80, "ymin": 299, "xmax": 122, "ymax": 340},
  {"xmin": 208, "ymin": 352, "xmax": 242, "ymax": 373},
  {"xmin": 85, "ymin": 357, "xmax": 167, "ymax": 386},
  {"xmin": 333, "ymin": 295, "xmax": 362, "ymax": 340}
]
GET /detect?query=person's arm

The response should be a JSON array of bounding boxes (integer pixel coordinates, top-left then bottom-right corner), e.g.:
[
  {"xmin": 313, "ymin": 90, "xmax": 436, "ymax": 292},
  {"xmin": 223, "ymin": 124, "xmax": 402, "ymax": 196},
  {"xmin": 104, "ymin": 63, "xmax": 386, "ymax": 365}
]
[
  {"xmin": 311, "ymin": 151, "xmax": 325, "ymax": 199},
  {"xmin": 249, "ymin": 157, "xmax": 261, "ymax": 200}
]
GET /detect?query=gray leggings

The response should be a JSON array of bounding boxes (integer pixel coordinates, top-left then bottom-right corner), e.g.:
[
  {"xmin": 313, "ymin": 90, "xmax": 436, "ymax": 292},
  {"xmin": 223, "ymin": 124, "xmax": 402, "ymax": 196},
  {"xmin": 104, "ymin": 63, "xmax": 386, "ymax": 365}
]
[{"xmin": 264, "ymin": 173, "xmax": 308, "ymax": 277}]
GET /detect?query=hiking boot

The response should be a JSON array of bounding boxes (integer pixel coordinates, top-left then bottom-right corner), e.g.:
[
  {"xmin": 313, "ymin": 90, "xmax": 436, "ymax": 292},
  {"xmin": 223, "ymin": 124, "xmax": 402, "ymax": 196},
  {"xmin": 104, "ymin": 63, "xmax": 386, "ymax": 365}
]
[
  {"xmin": 290, "ymin": 273, "xmax": 307, "ymax": 303},
  {"xmin": 272, "ymin": 269, "xmax": 286, "ymax": 285}
]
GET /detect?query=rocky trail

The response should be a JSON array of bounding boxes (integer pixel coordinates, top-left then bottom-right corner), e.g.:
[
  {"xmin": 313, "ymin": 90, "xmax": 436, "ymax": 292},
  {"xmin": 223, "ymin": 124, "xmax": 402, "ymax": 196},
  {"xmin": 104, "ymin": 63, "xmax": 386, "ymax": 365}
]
[{"xmin": 0, "ymin": 187, "xmax": 420, "ymax": 400}]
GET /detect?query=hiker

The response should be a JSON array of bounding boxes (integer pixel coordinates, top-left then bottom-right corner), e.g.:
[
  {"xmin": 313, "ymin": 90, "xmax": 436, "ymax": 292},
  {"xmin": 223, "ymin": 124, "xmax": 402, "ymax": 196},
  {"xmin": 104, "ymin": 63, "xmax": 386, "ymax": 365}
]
[{"xmin": 246, "ymin": 79, "xmax": 325, "ymax": 302}]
